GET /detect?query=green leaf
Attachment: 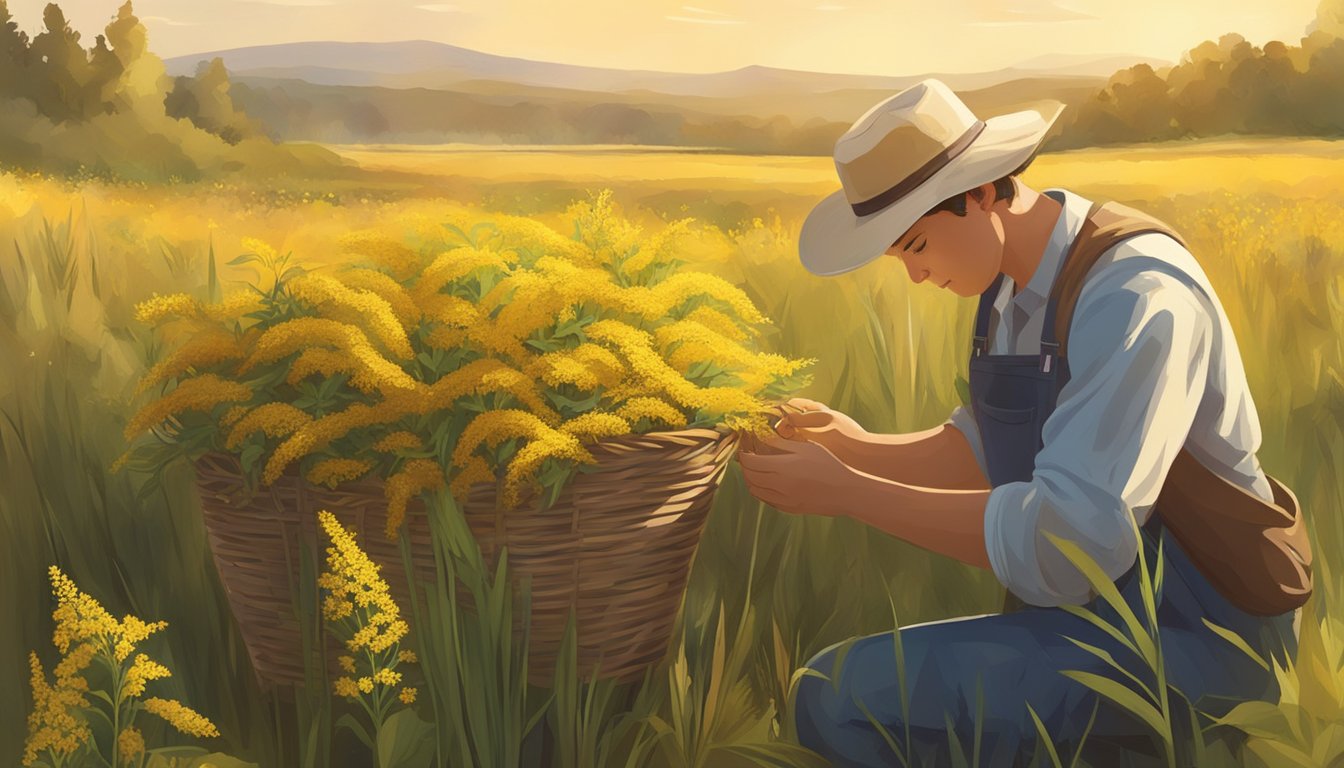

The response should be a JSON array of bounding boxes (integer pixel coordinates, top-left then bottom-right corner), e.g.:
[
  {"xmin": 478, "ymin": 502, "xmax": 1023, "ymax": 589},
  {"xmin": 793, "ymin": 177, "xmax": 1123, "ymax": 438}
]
[
  {"xmin": 1025, "ymin": 702, "xmax": 1065, "ymax": 768},
  {"xmin": 1202, "ymin": 617, "xmax": 1271, "ymax": 673},
  {"xmin": 1059, "ymin": 670, "xmax": 1168, "ymax": 739},
  {"xmin": 376, "ymin": 709, "xmax": 437, "ymax": 768},
  {"xmin": 1043, "ymin": 531, "xmax": 1157, "ymax": 666}
]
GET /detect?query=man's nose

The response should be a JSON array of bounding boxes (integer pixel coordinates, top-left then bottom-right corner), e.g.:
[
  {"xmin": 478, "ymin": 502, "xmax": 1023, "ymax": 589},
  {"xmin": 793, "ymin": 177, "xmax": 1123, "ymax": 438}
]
[{"xmin": 906, "ymin": 262, "xmax": 929, "ymax": 284}]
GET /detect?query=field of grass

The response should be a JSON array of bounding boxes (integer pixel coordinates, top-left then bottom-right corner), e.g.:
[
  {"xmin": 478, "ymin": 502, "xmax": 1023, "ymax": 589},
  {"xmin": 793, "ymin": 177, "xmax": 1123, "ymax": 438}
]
[{"xmin": 2, "ymin": 138, "xmax": 1342, "ymax": 767}]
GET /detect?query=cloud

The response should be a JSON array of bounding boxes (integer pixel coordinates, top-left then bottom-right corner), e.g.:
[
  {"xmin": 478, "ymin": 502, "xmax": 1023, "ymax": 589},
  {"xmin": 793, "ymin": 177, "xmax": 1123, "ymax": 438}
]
[
  {"xmin": 667, "ymin": 5, "xmax": 745, "ymax": 24},
  {"xmin": 140, "ymin": 15, "xmax": 198, "ymax": 26},
  {"xmin": 416, "ymin": 3, "xmax": 462, "ymax": 11},
  {"xmin": 966, "ymin": 0, "xmax": 1097, "ymax": 26}
]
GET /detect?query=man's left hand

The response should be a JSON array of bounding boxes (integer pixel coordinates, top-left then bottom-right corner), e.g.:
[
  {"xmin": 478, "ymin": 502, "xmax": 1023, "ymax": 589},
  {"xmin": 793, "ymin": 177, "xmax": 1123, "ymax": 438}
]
[{"xmin": 736, "ymin": 431, "xmax": 859, "ymax": 517}]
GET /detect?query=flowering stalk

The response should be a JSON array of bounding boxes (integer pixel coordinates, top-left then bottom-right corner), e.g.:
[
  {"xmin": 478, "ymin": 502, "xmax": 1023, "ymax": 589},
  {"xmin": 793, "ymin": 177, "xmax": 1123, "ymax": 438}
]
[
  {"xmin": 23, "ymin": 566, "xmax": 219, "ymax": 768},
  {"xmin": 317, "ymin": 510, "xmax": 419, "ymax": 760}
]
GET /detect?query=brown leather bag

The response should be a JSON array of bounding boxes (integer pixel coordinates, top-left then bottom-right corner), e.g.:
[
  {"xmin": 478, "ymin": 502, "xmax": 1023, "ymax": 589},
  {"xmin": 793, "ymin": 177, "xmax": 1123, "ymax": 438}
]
[{"xmin": 1048, "ymin": 199, "xmax": 1313, "ymax": 617}]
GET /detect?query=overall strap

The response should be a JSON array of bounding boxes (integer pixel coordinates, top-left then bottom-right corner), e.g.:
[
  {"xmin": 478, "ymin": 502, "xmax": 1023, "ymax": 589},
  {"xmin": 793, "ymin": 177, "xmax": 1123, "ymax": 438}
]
[
  {"xmin": 1045, "ymin": 200, "xmax": 1190, "ymax": 360},
  {"xmin": 972, "ymin": 273, "xmax": 1006, "ymax": 357}
]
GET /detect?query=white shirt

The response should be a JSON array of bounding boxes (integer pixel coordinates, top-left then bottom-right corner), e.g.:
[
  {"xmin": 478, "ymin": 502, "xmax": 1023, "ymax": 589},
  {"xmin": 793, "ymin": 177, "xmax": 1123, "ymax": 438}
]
[{"xmin": 945, "ymin": 187, "xmax": 1275, "ymax": 607}]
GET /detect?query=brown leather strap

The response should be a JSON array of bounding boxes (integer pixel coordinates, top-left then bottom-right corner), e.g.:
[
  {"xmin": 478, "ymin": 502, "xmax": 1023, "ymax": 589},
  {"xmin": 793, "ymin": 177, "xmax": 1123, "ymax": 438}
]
[{"xmin": 1048, "ymin": 200, "xmax": 1313, "ymax": 617}]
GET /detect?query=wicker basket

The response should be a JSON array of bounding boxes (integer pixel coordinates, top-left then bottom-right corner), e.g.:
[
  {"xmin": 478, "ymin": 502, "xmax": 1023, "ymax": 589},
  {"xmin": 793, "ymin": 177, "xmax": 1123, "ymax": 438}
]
[{"xmin": 194, "ymin": 426, "xmax": 739, "ymax": 688}]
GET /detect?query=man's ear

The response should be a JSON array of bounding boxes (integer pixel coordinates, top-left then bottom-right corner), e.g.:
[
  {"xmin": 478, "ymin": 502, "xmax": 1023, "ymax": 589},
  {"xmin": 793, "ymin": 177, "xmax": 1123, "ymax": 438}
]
[{"xmin": 971, "ymin": 181, "xmax": 998, "ymax": 212}]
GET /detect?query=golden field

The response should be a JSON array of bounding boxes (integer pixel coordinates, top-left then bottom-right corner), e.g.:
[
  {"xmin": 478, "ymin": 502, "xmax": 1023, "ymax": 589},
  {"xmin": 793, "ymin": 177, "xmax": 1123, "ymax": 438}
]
[{"xmin": 2, "ymin": 138, "xmax": 1343, "ymax": 767}]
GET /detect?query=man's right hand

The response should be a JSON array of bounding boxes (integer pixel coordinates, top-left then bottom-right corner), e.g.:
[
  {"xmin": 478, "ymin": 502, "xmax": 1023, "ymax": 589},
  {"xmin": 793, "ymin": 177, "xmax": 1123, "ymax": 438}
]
[{"xmin": 772, "ymin": 398, "xmax": 868, "ymax": 454}]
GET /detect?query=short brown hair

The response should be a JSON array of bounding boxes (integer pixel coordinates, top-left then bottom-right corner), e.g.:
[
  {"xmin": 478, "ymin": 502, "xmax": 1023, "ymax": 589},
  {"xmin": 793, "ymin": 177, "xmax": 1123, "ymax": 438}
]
[{"xmin": 918, "ymin": 154, "xmax": 1036, "ymax": 219}]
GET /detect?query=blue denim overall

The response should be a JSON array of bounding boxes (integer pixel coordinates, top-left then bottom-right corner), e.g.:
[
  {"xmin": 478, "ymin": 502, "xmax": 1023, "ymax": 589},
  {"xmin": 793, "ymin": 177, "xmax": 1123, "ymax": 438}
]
[{"xmin": 793, "ymin": 240, "xmax": 1299, "ymax": 767}]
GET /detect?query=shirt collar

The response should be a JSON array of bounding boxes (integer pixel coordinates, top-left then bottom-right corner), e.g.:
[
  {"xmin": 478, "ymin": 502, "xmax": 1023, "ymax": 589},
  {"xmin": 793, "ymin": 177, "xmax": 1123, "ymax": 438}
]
[{"xmin": 999, "ymin": 187, "xmax": 1093, "ymax": 312}]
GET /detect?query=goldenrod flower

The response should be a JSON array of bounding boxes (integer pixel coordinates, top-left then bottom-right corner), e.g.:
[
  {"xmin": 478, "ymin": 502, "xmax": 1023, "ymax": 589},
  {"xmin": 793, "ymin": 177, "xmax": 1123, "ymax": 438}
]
[
  {"xmin": 50, "ymin": 566, "xmax": 120, "ymax": 654},
  {"xmin": 337, "ymin": 268, "xmax": 422, "ymax": 329},
  {"xmin": 134, "ymin": 293, "xmax": 199, "ymax": 325},
  {"xmin": 307, "ymin": 458, "xmax": 375, "ymax": 488},
  {"xmin": 243, "ymin": 317, "xmax": 418, "ymax": 393},
  {"xmin": 397, "ymin": 649, "xmax": 417, "ymax": 664},
  {"xmin": 136, "ymin": 331, "xmax": 246, "ymax": 395},
  {"xmin": 372, "ymin": 432, "xmax": 421, "ymax": 453},
  {"xmin": 225, "ymin": 403, "xmax": 313, "ymax": 451},
  {"xmin": 117, "ymin": 727, "xmax": 145, "ymax": 766},
  {"xmin": 449, "ymin": 456, "xmax": 494, "ymax": 501},
  {"xmin": 560, "ymin": 413, "xmax": 632, "ymax": 442},
  {"xmin": 289, "ymin": 273, "xmax": 414, "ymax": 360},
  {"xmin": 384, "ymin": 459, "xmax": 444, "ymax": 537},
  {"xmin": 22, "ymin": 652, "xmax": 91, "ymax": 767},
  {"xmin": 142, "ymin": 697, "xmax": 219, "ymax": 739},
  {"xmin": 339, "ymin": 655, "xmax": 356, "ymax": 673},
  {"xmin": 334, "ymin": 676, "xmax": 360, "ymax": 700},
  {"xmin": 122, "ymin": 374, "xmax": 253, "ymax": 441},
  {"xmin": 372, "ymin": 667, "xmax": 402, "ymax": 687},
  {"xmin": 414, "ymin": 247, "xmax": 510, "ymax": 301},
  {"xmin": 399, "ymin": 687, "xmax": 417, "ymax": 705},
  {"xmin": 122, "ymin": 654, "xmax": 170, "ymax": 700},
  {"xmin": 339, "ymin": 232, "xmax": 422, "ymax": 280},
  {"xmin": 615, "ymin": 397, "xmax": 688, "ymax": 429},
  {"xmin": 357, "ymin": 677, "xmax": 375, "ymax": 694}
]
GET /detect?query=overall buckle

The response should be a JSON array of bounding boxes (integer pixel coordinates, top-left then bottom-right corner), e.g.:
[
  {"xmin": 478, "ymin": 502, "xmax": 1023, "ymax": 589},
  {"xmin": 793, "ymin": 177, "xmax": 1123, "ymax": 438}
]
[{"xmin": 1039, "ymin": 340, "xmax": 1060, "ymax": 373}]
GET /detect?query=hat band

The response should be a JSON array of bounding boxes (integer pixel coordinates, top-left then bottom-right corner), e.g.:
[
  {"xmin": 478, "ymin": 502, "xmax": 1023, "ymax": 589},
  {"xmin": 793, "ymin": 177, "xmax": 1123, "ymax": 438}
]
[{"xmin": 850, "ymin": 119, "xmax": 987, "ymax": 217}]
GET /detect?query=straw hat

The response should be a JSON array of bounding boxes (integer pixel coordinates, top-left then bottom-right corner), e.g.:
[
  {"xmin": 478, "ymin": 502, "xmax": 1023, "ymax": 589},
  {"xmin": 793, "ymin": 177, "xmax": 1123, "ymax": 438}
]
[{"xmin": 799, "ymin": 78, "xmax": 1066, "ymax": 276}]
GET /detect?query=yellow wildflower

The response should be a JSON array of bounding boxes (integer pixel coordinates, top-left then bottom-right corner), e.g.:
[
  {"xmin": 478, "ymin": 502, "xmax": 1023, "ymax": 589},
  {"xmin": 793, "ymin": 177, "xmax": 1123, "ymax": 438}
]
[
  {"xmin": 122, "ymin": 374, "xmax": 253, "ymax": 441},
  {"xmin": 286, "ymin": 348, "xmax": 362, "ymax": 390},
  {"xmin": 357, "ymin": 677, "xmax": 374, "ymax": 694},
  {"xmin": 243, "ymin": 317, "xmax": 418, "ymax": 393},
  {"xmin": 398, "ymin": 649, "xmax": 418, "ymax": 664},
  {"xmin": 502, "ymin": 435, "xmax": 593, "ymax": 509},
  {"xmin": 373, "ymin": 432, "xmax": 421, "ymax": 453},
  {"xmin": 335, "ymin": 268, "xmax": 422, "ymax": 329},
  {"xmin": 413, "ymin": 247, "xmax": 511, "ymax": 302},
  {"xmin": 117, "ymin": 727, "xmax": 145, "ymax": 765},
  {"xmin": 288, "ymin": 273, "xmax": 414, "ymax": 360},
  {"xmin": 122, "ymin": 654, "xmax": 170, "ymax": 699},
  {"xmin": 142, "ymin": 697, "xmax": 219, "ymax": 739},
  {"xmin": 224, "ymin": 403, "xmax": 313, "ymax": 450},
  {"xmin": 560, "ymin": 413, "xmax": 632, "ymax": 442},
  {"xmin": 22, "ymin": 652, "xmax": 91, "ymax": 767},
  {"xmin": 136, "ymin": 331, "xmax": 246, "ymax": 395},
  {"xmin": 384, "ymin": 459, "xmax": 445, "ymax": 538},
  {"xmin": 449, "ymin": 456, "xmax": 494, "ymax": 501},
  {"xmin": 49, "ymin": 566, "xmax": 119, "ymax": 654},
  {"xmin": 134, "ymin": 293, "xmax": 199, "ymax": 325},
  {"xmin": 307, "ymin": 458, "xmax": 375, "ymax": 488},
  {"xmin": 339, "ymin": 655, "xmax": 356, "ymax": 673},
  {"xmin": 684, "ymin": 305, "xmax": 754, "ymax": 342},
  {"xmin": 240, "ymin": 236, "xmax": 279, "ymax": 264},
  {"xmin": 339, "ymin": 232, "xmax": 422, "ymax": 280},
  {"xmin": 400, "ymin": 687, "xmax": 417, "ymax": 705},
  {"xmin": 372, "ymin": 667, "xmax": 402, "ymax": 687},
  {"xmin": 623, "ymin": 272, "xmax": 768, "ymax": 325},
  {"xmin": 201, "ymin": 292, "xmax": 265, "ymax": 322},
  {"xmin": 334, "ymin": 676, "xmax": 360, "ymax": 699},
  {"xmin": 615, "ymin": 397, "xmax": 688, "ymax": 429}
]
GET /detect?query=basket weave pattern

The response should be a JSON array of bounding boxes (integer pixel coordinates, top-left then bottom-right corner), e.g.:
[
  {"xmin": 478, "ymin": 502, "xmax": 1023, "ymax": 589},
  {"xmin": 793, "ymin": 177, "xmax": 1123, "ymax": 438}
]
[{"xmin": 194, "ymin": 427, "xmax": 739, "ymax": 688}]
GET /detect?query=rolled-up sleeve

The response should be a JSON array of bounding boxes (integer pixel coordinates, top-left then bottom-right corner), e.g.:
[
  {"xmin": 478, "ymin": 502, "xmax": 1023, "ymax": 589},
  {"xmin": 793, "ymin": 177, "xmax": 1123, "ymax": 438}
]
[
  {"xmin": 946, "ymin": 404, "xmax": 988, "ymax": 482},
  {"xmin": 983, "ymin": 263, "xmax": 1214, "ymax": 606}
]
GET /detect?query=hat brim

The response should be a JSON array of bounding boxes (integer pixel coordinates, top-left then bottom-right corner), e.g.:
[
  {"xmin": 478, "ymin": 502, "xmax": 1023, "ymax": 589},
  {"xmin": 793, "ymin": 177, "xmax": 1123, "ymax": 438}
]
[{"xmin": 798, "ymin": 102, "xmax": 1065, "ymax": 277}]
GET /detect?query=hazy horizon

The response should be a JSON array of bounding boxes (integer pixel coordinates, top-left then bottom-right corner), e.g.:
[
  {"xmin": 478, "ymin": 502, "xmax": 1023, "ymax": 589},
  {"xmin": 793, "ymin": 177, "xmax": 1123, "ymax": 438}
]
[{"xmin": 7, "ymin": 0, "xmax": 1317, "ymax": 78}]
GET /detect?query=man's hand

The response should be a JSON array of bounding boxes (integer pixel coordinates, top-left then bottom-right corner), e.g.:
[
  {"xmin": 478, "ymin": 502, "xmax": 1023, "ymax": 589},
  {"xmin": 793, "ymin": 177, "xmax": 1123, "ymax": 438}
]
[
  {"xmin": 736, "ymin": 430, "xmax": 859, "ymax": 517},
  {"xmin": 771, "ymin": 397, "xmax": 868, "ymax": 457}
]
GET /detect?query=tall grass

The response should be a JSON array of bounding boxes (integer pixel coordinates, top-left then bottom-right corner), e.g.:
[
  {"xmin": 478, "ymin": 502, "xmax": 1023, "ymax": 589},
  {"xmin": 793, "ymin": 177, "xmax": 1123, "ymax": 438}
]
[{"xmin": 1, "ymin": 164, "xmax": 1341, "ymax": 766}]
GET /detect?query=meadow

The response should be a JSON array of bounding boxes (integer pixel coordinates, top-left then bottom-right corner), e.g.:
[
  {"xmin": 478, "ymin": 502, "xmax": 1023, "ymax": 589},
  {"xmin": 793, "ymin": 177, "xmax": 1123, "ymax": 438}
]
[{"xmin": 2, "ymin": 137, "xmax": 1342, "ymax": 767}]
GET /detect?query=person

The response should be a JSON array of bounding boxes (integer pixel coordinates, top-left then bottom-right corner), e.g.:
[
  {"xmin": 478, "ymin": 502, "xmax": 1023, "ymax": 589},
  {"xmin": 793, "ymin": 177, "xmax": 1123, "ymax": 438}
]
[{"xmin": 734, "ymin": 78, "xmax": 1311, "ymax": 767}]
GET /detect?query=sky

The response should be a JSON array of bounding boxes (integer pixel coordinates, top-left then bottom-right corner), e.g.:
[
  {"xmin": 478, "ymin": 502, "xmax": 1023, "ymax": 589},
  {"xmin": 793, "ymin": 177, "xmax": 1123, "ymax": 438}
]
[{"xmin": 7, "ymin": 0, "xmax": 1324, "ymax": 75}]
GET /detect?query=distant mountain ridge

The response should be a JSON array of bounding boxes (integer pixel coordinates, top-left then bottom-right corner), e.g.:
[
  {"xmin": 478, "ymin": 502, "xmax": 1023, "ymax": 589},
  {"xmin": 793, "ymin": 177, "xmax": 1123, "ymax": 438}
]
[{"xmin": 165, "ymin": 40, "xmax": 1168, "ymax": 97}]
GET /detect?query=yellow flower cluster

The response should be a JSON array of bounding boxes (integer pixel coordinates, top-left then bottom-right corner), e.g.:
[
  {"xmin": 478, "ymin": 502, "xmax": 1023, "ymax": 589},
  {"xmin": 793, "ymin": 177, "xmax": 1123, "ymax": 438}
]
[
  {"xmin": 142, "ymin": 698, "xmax": 220, "ymax": 739},
  {"xmin": 126, "ymin": 196, "xmax": 811, "ymax": 535},
  {"xmin": 24, "ymin": 567, "xmax": 218, "ymax": 768},
  {"xmin": 317, "ymin": 511, "xmax": 419, "ymax": 730}
]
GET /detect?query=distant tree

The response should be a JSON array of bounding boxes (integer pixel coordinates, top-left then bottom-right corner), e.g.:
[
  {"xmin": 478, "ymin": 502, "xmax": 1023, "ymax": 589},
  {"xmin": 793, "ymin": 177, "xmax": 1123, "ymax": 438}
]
[
  {"xmin": 29, "ymin": 3, "xmax": 92, "ymax": 121},
  {"xmin": 0, "ymin": 1, "xmax": 31, "ymax": 101},
  {"xmin": 164, "ymin": 57, "xmax": 257, "ymax": 143}
]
